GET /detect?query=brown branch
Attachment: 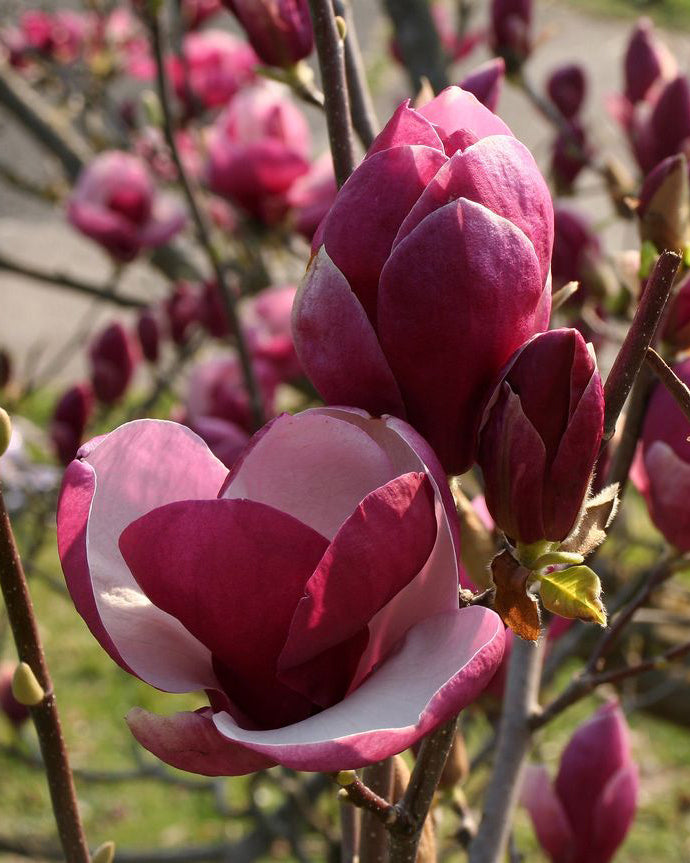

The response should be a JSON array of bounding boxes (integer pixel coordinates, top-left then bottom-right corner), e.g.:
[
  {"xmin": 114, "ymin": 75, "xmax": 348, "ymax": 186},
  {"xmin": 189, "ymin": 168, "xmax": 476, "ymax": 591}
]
[
  {"xmin": 0, "ymin": 485, "xmax": 90, "ymax": 862},
  {"xmin": 0, "ymin": 251, "xmax": 146, "ymax": 308},
  {"xmin": 337, "ymin": 774, "xmax": 396, "ymax": 826},
  {"xmin": 602, "ymin": 250, "xmax": 680, "ymax": 441},
  {"xmin": 308, "ymin": 0, "xmax": 356, "ymax": 187},
  {"xmin": 381, "ymin": 0, "xmax": 449, "ymax": 94},
  {"xmin": 388, "ymin": 717, "xmax": 457, "ymax": 862},
  {"xmin": 333, "ymin": 0, "xmax": 378, "ymax": 149},
  {"xmin": 360, "ymin": 760, "xmax": 395, "ymax": 863},
  {"xmin": 147, "ymin": 14, "xmax": 265, "ymax": 430},
  {"xmin": 645, "ymin": 347, "xmax": 690, "ymax": 425}
]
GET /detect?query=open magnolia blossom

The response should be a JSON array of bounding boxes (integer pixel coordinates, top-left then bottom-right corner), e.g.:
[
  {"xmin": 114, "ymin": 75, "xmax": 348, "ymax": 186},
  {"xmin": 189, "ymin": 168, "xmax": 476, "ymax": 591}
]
[{"xmin": 56, "ymin": 409, "xmax": 504, "ymax": 775}]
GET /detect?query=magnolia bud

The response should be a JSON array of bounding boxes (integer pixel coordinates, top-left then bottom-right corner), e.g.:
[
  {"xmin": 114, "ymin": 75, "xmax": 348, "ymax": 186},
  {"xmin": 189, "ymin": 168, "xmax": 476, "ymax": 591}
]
[
  {"xmin": 0, "ymin": 662, "xmax": 30, "ymax": 727},
  {"xmin": 223, "ymin": 0, "xmax": 313, "ymax": 68},
  {"xmin": 91, "ymin": 841, "xmax": 115, "ymax": 863},
  {"xmin": 136, "ymin": 309, "xmax": 161, "ymax": 364},
  {"xmin": 11, "ymin": 662, "xmax": 45, "ymax": 706},
  {"xmin": 547, "ymin": 64, "xmax": 586, "ymax": 119},
  {"xmin": 460, "ymin": 58, "xmax": 505, "ymax": 112},
  {"xmin": 624, "ymin": 17, "xmax": 677, "ymax": 104},
  {"xmin": 637, "ymin": 153, "xmax": 690, "ymax": 254}
]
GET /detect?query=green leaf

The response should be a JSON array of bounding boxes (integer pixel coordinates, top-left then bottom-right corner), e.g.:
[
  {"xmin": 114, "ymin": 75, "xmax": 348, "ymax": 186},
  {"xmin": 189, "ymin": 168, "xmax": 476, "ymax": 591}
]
[{"xmin": 538, "ymin": 565, "xmax": 607, "ymax": 626}]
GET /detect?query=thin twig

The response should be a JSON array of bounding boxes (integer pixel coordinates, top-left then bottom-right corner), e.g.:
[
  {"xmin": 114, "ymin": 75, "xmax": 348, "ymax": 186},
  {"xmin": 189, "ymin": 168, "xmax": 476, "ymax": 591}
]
[
  {"xmin": 308, "ymin": 0, "xmax": 356, "ymax": 187},
  {"xmin": 645, "ymin": 347, "xmax": 690, "ymax": 424},
  {"xmin": 467, "ymin": 638, "xmax": 545, "ymax": 863},
  {"xmin": 605, "ymin": 364, "xmax": 654, "ymax": 492},
  {"xmin": 388, "ymin": 717, "xmax": 457, "ymax": 862},
  {"xmin": 147, "ymin": 14, "xmax": 265, "ymax": 430},
  {"xmin": 0, "ymin": 485, "xmax": 90, "ymax": 862},
  {"xmin": 338, "ymin": 775, "xmax": 396, "ymax": 825},
  {"xmin": 0, "ymin": 252, "xmax": 145, "ymax": 308},
  {"xmin": 333, "ymin": 0, "xmax": 378, "ymax": 149},
  {"xmin": 602, "ymin": 250, "xmax": 680, "ymax": 441}
]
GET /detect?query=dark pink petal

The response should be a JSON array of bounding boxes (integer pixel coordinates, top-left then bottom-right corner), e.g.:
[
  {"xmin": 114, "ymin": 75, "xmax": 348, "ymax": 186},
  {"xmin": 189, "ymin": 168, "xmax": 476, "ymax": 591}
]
[
  {"xmin": 417, "ymin": 86, "xmax": 512, "ymax": 142},
  {"xmin": 221, "ymin": 411, "xmax": 398, "ymax": 539},
  {"xmin": 67, "ymin": 199, "xmax": 140, "ymax": 261},
  {"xmin": 292, "ymin": 248, "xmax": 405, "ymax": 418},
  {"xmin": 460, "ymin": 58, "xmax": 505, "ymax": 112},
  {"xmin": 57, "ymin": 420, "xmax": 228, "ymax": 693},
  {"xmin": 379, "ymin": 197, "xmax": 545, "ymax": 473},
  {"xmin": 366, "ymin": 100, "xmax": 444, "ymax": 157},
  {"xmin": 212, "ymin": 608, "xmax": 505, "ymax": 771},
  {"xmin": 119, "ymin": 498, "xmax": 329, "ymax": 728},
  {"xmin": 643, "ymin": 442, "xmax": 690, "ymax": 552},
  {"xmin": 394, "ymin": 136, "xmax": 554, "ymax": 285},
  {"xmin": 521, "ymin": 765, "xmax": 574, "ymax": 863},
  {"xmin": 278, "ymin": 472, "xmax": 437, "ymax": 706},
  {"xmin": 321, "ymin": 145, "xmax": 448, "ymax": 324},
  {"xmin": 590, "ymin": 763, "xmax": 639, "ymax": 863},
  {"xmin": 127, "ymin": 707, "xmax": 275, "ymax": 776}
]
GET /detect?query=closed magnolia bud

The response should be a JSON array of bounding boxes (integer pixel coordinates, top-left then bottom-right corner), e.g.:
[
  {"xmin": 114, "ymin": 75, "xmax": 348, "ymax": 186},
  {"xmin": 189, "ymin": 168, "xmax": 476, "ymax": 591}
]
[
  {"xmin": 551, "ymin": 121, "xmax": 590, "ymax": 195},
  {"xmin": 633, "ymin": 356, "xmax": 690, "ymax": 551},
  {"xmin": 136, "ymin": 308, "xmax": 161, "ymax": 364},
  {"xmin": 223, "ymin": 0, "xmax": 313, "ymax": 69},
  {"xmin": 547, "ymin": 64, "xmax": 586, "ymax": 119},
  {"xmin": 489, "ymin": 0, "xmax": 532, "ymax": 73},
  {"xmin": 89, "ymin": 322, "xmax": 137, "ymax": 405},
  {"xmin": 165, "ymin": 282, "xmax": 202, "ymax": 345},
  {"xmin": 552, "ymin": 204, "xmax": 611, "ymax": 303},
  {"xmin": 50, "ymin": 383, "xmax": 94, "ymax": 466},
  {"xmin": 478, "ymin": 329, "xmax": 604, "ymax": 545},
  {"xmin": 460, "ymin": 58, "xmax": 505, "ymax": 112},
  {"xmin": 624, "ymin": 17, "xmax": 676, "ymax": 104},
  {"xmin": 522, "ymin": 701, "xmax": 638, "ymax": 863},
  {"xmin": 0, "ymin": 662, "xmax": 30, "ymax": 727},
  {"xmin": 633, "ymin": 75, "xmax": 690, "ymax": 174},
  {"xmin": 637, "ymin": 153, "xmax": 690, "ymax": 254}
]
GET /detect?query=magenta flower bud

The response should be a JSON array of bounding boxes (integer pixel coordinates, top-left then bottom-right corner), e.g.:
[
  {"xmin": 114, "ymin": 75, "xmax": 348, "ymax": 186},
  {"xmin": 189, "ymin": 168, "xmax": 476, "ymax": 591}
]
[
  {"xmin": 552, "ymin": 204, "xmax": 605, "ymax": 301},
  {"xmin": 89, "ymin": 322, "xmax": 138, "ymax": 405},
  {"xmin": 136, "ymin": 308, "xmax": 161, "ymax": 364},
  {"xmin": 286, "ymin": 152, "xmax": 337, "ymax": 241},
  {"xmin": 207, "ymin": 82, "xmax": 311, "ymax": 223},
  {"xmin": 293, "ymin": 87, "xmax": 553, "ymax": 473},
  {"xmin": 0, "ymin": 662, "xmax": 30, "ymax": 728},
  {"xmin": 68, "ymin": 152, "xmax": 186, "ymax": 262},
  {"xmin": 243, "ymin": 285, "xmax": 301, "ymax": 382},
  {"xmin": 551, "ymin": 121, "xmax": 590, "ymax": 195},
  {"xmin": 50, "ymin": 383, "xmax": 94, "ymax": 467},
  {"xmin": 662, "ymin": 272, "xmax": 690, "ymax": 351},
  {"xmin": 168, "ymin": 31, "xmax": 257, "ymax": 113},
  {"xmin": 547, "ymin": 64, "xmax": 586, "ymax": 119},
  {"xmin": 460, "ymin": 58, "xmax": 505, "ymax": 112},
  {"xmin": 165, "ymin": 282, "xmax": 202, "ymax": 346},
  {"xmin": 633, "ymin": 357, "xmax": 690, "ymax": 551},
  {"xmin": 522, "ymin": 701, "xmax": 638, "ymax": 863},
  {"xmin": 223, "ymin": 0, "xmax": 313, "ymax": 68},
  {"xmin": 624, "ymin": 17, "xmax": 677, "ymax": 105},
  {"xmin": 478, "ymin": 329, "xmax": 604, "ymax": 545},
  {"xmin": 57, "ymin": 411, "xmax": 504, "ymax": 774},
  {"xmin": 633, "ymin": 75, "xmax": 690, "ymax": 174},
  {"xmin": 637, "ymin": 153, "xmax": 690, "ymax": 254},
  {"xmin": 489, "ymin": 0, "xmax": 532, "ymax": 73}
]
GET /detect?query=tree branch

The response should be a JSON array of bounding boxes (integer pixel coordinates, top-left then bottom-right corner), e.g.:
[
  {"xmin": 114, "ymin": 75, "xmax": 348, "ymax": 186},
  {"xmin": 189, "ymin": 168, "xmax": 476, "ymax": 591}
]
[
  {"xmin": 603, "ymin": 250, "xmax": 680, "ymax": 441},
  {"xmin": 645, "ymin": 347, "xmax": 690, "ymax": 424},
  {"xmin": 0, "ymin": 484, "xmax": 90, "ymax": 863},
  {"xmin": 468, "ymin": 638, "xmax": 545, "ymax": 863},
  {"xmin": 308, "ymin": 0, "xmax": 356, "ymax": 187},
  {"xmin": 333, "ymin": 0, "xmax": 378, "ymax": 149},
  {"xmin": 381, "ymin": 0, "xmax": 449, "ymax": 94}
]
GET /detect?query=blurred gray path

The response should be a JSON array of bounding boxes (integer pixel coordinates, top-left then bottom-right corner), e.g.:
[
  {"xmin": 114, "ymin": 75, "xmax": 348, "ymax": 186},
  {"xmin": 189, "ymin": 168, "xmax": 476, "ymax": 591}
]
[{"xmin": 1, "ymin": 0, "xmax": 688, "ymax": 383}]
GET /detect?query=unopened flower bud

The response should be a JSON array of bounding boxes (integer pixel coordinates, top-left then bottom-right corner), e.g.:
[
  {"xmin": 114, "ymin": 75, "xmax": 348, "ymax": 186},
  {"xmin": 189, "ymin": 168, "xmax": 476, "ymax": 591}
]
[
  {"xmin": 490, "ymin": 0, "xmax": 532, "ymax": 74},
  {"xmin": 12, "ymin": 661, "xmax": 45, "ymax": 706},
  {"xmin": 0, "ymin": 662, "xmax": 30, "ymax": 727},
  {"xmin": 624, "ymin": 17, "xmax": 677, "ymax": 104},
  {"xmin": 336, "ymin": 769, "xmax": 357, "ymax": 786},
  {"xmin": 547, "ymin": 64, "xmax": 586, "ymax": 119},
  {"xmin": 637, "ymin": 153, "xmax": 690, "ymax": 254},
  {"xmin": 136, "ymin": 309, "xmax": 161, "ymax": 364},
  {"xmin": 335, "ymin": 16, "xmax": 347, "ymax": 41},
  {"xmin": 223, "ymin": 0, "xmax": 313, "ymax": 68},
  {"xmin": 460, "ymin": 58, "xmax": 505, "ymax": 112},
  {"xmin": 91, "ymin": 841, "xmax": 115, "ymax": 863}
]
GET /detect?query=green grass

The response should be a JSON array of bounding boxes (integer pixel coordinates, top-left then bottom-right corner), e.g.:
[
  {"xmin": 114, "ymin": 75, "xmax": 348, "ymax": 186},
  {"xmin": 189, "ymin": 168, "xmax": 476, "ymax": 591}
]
[{"xmin": 564, "ymin": 0, "xmax": 690, "ymax": 30}]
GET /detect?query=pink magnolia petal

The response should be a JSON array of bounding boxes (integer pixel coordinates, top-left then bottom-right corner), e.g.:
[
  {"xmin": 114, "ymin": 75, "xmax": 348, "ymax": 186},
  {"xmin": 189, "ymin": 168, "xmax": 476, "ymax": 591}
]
[
  {"xmin": 119, "ymin": 498, "xmax": 329, "ymax": 728},
  {"xmin": 366, "ymin": 100, "xmax": 444, "ymax": 157},
  {"xmin": 642, "ymin": 441, "xmax": 690, "ymax": 552},
  {"xmin": 379, "ymin": 197, "xmax": 544, "ymax": 473},
  {"xmin": 292, "ymin": 248, "xmax": 405, "ymax": 418},
  {"xmin": 278, "ymin": 472, "xmax": 437, "ymax": 706},
  {"xmin": 221, "ymin": 412, "xmax": 398, "ymax": 540},
  {"xmin": 58, "ymin": 420, "xmax": 228, "ymax": 693},
  {"xmin": 212, "ymin": 607, "xmax": 505, "ymax": 772},
  {"xmin": 417, "ymin": 86, "xmax": 512, "ymax": 142},
  {"xmin": 139, "ymin": 194, "xmax": 187, "ymax": 247},
  {"xmin": 590, "ymin": 763, "xmax": 639, "ymax": 863},
  {"xmin": 127, "ymin": 706, "xmax": 275, "ymax": 777},
  {"xmin": 520, "ymin": 765, "xmax": 574, "ymax": 863},
  {"xmin": 321, "ymin": 145, "xmax": 448, "ymax": 324},
  {"xmin": 393, "ymin": 137, "xmax": 553, "ymax": 284}
]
